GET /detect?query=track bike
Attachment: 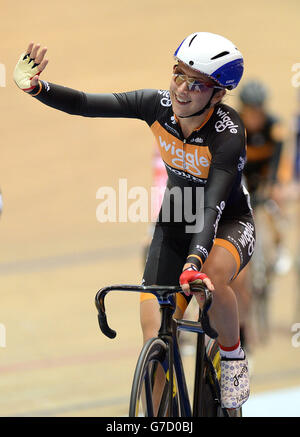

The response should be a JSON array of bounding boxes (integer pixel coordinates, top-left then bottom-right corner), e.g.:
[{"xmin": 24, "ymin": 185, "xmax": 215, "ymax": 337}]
[{"xmin": 95, "ymin": 284, "xmax": 242, "ymax": 417}]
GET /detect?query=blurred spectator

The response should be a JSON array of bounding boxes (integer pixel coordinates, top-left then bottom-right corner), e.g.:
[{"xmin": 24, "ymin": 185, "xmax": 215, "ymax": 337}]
[
  {"xmin": 142, "ymin": 141, "xmax": 168, "ymax": 264},
  {"xmin": 232, "ymin": 79, "xmax": 292, "ymax": 353},
  {"xmin": 293, "ymin": 89, "xmax": 300, "ymax": 185},
  {"xmin": 292, "ymin": 89, "xmax": 300, "ymax": 319},
  {"xmin": 238, "ymin": 79, "xmax": 292, "ymax": 270},
  {"xmin": 238, "ymin": 80, "xmax": 288, "ymax": 204}
]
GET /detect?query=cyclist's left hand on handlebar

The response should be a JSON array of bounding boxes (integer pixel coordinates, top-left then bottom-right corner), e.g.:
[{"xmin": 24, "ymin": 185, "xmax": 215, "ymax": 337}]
[
  {"xmin": 14, "ymin": 42, "xmax": 48, "ymax": 92},
  {"xmin": 180, "ymin": 266, "xmax": 214, "ymax": 296}
]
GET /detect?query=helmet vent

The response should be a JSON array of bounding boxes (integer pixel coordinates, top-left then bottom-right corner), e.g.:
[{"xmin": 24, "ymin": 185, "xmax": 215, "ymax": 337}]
[
  {"xmin": 188, "ymin": 34, "xmax": 198, "ymax": 47},
  {"xmin": 211, "ymin": 51, "xmax": 230, "ymax": 60}
]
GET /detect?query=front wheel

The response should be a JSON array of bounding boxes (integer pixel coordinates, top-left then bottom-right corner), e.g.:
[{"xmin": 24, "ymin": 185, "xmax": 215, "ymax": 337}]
[{"xmin": 129, "ymin": 337, "xmax": 181, "ymax": 417}]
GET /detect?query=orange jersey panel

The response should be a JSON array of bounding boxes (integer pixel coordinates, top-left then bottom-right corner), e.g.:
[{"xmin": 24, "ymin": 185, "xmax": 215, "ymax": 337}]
[{"xmin": 151, "ymin": 121, "xmax": 212, "ymax": 180}]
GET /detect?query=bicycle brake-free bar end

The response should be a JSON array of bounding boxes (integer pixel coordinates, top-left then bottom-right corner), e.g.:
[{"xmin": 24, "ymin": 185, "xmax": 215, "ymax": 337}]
[{"xmin": 97, "ymin": 313, "xmax": 117, "ymax": 339}]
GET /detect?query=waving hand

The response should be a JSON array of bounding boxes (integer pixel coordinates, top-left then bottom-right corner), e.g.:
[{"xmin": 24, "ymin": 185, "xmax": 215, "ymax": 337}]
[{"xmin": 14, "ymin": 42, "xmax": 48, "ymax": 92}]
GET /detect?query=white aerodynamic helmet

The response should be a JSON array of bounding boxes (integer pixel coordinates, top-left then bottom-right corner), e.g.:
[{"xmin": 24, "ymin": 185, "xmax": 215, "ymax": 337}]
[{"xmin": 174, "ymin": 32, "xmax": 244, "ymax": 90}]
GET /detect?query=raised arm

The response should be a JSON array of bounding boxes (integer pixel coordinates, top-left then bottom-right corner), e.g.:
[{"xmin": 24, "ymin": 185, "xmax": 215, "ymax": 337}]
[{"xmin": 14, "ymin": 42, "xmax": 159, "ymax": 122}]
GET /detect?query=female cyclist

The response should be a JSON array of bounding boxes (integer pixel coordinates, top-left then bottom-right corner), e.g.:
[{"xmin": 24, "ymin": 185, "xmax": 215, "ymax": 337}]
[{"xmin": 14, "ymin": 32, "xmax": 255, "ymax": 409}]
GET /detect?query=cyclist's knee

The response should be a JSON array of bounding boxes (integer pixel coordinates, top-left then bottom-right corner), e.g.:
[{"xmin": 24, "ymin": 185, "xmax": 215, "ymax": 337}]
[
  {"xmin": 203, "ymin": 246, "xmax": 237, "ymax": 288},
  {"xmin": 203, "ymin": 266, "xmax": 233, "ymax": 290},
  {"xmin": 202, "ymin": 264, "xmax": 237, "ymax": 307}
]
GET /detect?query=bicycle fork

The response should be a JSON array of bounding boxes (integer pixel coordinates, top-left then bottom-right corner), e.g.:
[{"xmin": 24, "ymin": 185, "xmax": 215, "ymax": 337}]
[
  {"xmin": 192, "ymin": 329, "xmax": 206, "ymax": 416},
  {"xmin": 158, "ymin": 302, "xmax": 177, "ymax": 417}
]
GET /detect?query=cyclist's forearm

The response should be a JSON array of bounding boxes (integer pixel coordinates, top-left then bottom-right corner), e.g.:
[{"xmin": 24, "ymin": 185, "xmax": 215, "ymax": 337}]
[
  {"xmin": 29, "ymin": 80, "xmax": 88, "ymax": 115},
  {"xmin": 186, "ymin": 207, "xmax": 218, "ymax": 269},
  {"xmin": 29, "ymin": 80, "xmax": 127, "ymax": 118}
]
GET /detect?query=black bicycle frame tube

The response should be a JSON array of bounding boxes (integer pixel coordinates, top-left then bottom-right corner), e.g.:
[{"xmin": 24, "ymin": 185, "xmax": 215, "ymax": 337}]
[
  {"xmin": 144, "ymin": 368, "xmax": 155, "ymax": 416},
  {"xmin": 158, "ymin": 308, "xmax": 193, "ymax": 417},
  {"xmin": 193, "ymin": 334, "xmax": 206, "ymax": 417},
  {"xmin": 158, "ymin": 302, "xmax": 176, "ymax": 417},
  {"xmin": 193, "ymin": 313, "xmax": 206, "ymax": 417},
  {"xmin": 172, "ymin": 325, "xmax": 192, "ymax": 416}
]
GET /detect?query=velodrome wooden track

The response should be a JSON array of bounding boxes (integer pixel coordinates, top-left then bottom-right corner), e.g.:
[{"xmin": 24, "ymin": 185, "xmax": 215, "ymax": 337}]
[{"xmin": 0, "ymin": 0, "xmax": 300, "ymax": 417}]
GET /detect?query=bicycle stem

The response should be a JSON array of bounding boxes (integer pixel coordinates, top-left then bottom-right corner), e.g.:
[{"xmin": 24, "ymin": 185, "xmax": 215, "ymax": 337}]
[{"xmin": 158, "ymin": 303, "xmax": 175, "ymax": 338}]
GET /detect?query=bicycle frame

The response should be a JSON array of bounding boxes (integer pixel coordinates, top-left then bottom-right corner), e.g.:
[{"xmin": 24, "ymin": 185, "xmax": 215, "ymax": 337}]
[
  {"xmin": 157, "ymin": 300, "xmax": 192, "ymax": 416},
  {"xmin": 95, "ymin": 284, "xmax": 223, "ymax": 417},
  {"xmin": 173, "ymin": 309, "xmax": 225, "ymax": 416}
]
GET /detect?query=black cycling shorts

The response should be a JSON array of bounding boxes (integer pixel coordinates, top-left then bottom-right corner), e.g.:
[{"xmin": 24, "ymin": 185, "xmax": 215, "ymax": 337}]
[{"xmin": 141, "ymin": 212, "xmax": 255, "ymax": 313}]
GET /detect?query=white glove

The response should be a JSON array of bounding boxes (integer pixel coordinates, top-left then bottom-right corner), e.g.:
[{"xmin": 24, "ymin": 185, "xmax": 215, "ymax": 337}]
[{"xmin": 13, "ymin": 52, "xmax": 41, "ymax": 92}]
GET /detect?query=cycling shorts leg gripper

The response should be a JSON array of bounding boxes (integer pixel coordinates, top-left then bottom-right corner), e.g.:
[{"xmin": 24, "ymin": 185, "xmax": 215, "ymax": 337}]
[{"xmin": 214, "ymin": 213, "xmax": 256, "ymax": 280}]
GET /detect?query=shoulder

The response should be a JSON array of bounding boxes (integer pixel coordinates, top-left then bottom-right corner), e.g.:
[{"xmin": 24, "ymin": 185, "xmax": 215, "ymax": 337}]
[
  {"xmin": 114, "ymin": 88, "xmax": 162, "ymax": 102},
  {"xmin": 208, "ymin": 103, "xmax": 245, "ymax": 150},
  {"xmin": 132, "ymin": 88, "xmax": 172, "ymax": 112},
  {"xmin": 131, "ymin": 88, "xmax": 171, "ymax": 102},
  {"xmin": 212, "ymin": 103, "xmax": 245, "ymax": 135},
  {"xmin": 156, "ymin": 89, "xmax": 173, "ymax": 109},
  {"xmin": 113, "ymin": 89, "xmax": 167, "ymax": 124},
  {"xmin": 116, "ymin": 88, "xmax": 160, "ymax": 102},
  {"xmin": 207, "ymin": 104, "xmax": 246, "ymax": 168}
]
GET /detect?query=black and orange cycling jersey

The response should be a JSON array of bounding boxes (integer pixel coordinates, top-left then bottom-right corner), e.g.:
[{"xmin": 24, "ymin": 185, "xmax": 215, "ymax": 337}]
[
  {"xmin": 242, "ymin": 114, "xmax": 283, "ymax": 195},
  {"xmin": 32, "ymin": 81, "xmax": 255, "ymax": 311},
  {"xmin": 30, "ymin": 82, "xmax": 254, "ymax": 277}
]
